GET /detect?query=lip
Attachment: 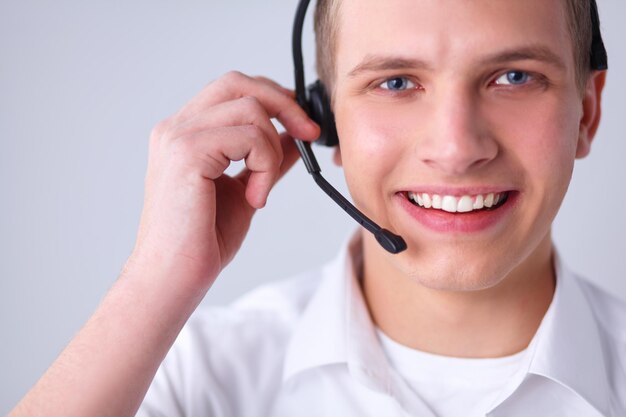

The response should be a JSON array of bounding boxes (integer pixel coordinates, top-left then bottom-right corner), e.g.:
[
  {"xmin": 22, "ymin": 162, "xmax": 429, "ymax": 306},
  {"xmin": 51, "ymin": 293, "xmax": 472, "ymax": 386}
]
[{"xmin": 395, "ymin": 190, "xmax": 519, "ymax": 233}]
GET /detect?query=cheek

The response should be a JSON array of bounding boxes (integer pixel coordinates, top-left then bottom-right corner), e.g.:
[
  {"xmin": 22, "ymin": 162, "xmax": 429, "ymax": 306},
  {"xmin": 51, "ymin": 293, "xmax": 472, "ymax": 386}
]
[
  {"xmin": 336, "ymin": 102, "xmax": 408, "ymax": 191},
  {"xmin": 490, "ymin": 96, "xmax": 580, "ymax": 182},
  {"xmin": 333, "ymin": 100, "xmax": 418, "ymax": 225},
  {"xmin": 490, "ymin": 95, "xmax": 581, "ymax": 236}
]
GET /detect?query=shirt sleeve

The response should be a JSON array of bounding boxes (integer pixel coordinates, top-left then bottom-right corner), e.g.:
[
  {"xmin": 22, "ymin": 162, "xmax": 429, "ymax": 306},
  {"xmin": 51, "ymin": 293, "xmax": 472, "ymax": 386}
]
[
  {"xmin": 135, "ymin": 303, "xmax": 291, "ymax": 417},
  {"xmin": 135, "ymin": 309, "xmax": 232, "ymax": 417}
]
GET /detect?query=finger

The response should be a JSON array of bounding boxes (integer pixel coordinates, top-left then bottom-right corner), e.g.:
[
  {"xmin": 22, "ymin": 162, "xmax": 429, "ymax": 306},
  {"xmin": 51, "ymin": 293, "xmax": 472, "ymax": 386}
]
[
  {"xmin": 168, "ymin": 96, "xmax": 283, "ymax": 165},
  {"xmin": 182, "ymin": 125, "xmax": 281, "ymax": 208},
  {"xmin": 235, "ymin": 131, "xmax": 301, "ymax": 184},
  {"xmin": 252, "ymin": 76, "xmax": 295, "ymax": 98},
  {"xmin": 233, "ymin": 132, "xmax": 304, "ymax": 208},
  {"xmin": 277, "ymin": 133, "xmax": 303, "ymax": 180},
  {"xmin": 176, "ymin": 71, "xmax": 320, "ymax": 141}
]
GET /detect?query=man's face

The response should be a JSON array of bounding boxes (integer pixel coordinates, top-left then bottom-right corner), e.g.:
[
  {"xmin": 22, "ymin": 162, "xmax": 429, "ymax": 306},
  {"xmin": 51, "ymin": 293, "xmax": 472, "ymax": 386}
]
[{"xmin": 332, "ymin": 0, "xmax": 591, "ymax": 290}]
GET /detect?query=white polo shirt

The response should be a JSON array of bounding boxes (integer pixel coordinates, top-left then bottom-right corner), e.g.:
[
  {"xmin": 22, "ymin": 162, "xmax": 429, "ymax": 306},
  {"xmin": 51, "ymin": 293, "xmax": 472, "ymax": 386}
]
[{"xmin": 137, "ymin": 233, "xmax": 626, "ymax": 417}]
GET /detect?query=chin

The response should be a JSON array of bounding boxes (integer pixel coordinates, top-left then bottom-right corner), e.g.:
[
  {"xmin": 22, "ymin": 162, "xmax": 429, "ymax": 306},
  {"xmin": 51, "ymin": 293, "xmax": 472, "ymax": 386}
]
[{"xmin": 396, "ymin": 246, "xmax": 514, "ymax": 292}]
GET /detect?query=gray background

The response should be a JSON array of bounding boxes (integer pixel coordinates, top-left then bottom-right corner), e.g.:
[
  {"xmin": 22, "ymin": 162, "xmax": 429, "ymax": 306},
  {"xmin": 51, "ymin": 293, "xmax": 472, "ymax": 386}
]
[{"xmin": 0, "ymin": 0, "xmax": 624, "ymax": 413}]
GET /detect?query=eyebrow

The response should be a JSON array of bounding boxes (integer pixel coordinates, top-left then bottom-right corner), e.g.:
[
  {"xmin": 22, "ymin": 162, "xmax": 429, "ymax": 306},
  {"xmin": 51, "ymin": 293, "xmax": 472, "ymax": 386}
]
[
  {"xmin": 347, "ymin": 45, "xmax": 566, "ymax": 77},
  {"xmin": 479, "ymin": 45, "xmax": 567, "ymax": 70},
  {"xmin": 348, "ymin": 56, "xmax": 431, "ymax": 77}
]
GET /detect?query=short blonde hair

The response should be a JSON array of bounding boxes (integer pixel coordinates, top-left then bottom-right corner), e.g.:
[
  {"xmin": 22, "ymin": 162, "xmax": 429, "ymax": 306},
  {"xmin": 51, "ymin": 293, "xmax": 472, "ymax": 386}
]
[
  {"xmin": 313, "ymin": 0, "xmax": 342, "ymax": 92},
  {"xmin": 314, "ymin": 0, "xmax": 594, "ymax": 94}
]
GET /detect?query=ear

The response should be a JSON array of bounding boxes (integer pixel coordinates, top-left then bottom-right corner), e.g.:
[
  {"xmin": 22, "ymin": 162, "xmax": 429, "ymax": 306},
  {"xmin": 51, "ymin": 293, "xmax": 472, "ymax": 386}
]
[
  {"xmin": 576, "ymin": 70, "xmax": 607, "ymax": 159},
  {"xmin": 332, "ymin": 146, "xmax": 343, "ymax": 166}
]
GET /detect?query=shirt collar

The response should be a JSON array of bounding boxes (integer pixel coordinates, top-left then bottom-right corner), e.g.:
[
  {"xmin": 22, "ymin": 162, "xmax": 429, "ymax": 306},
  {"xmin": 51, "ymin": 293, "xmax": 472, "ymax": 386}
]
[
  {"xmin": 517, "ymin": 251, "xmax": 610, "ymax": 415},
  {"xmin": 282, "ymin": 232, "xmax": 435, "ymax": 415},
  {"xmin": 282, "ymin": 231, "xmax": 381, "ymax": 383},
  {"xmin": 282, "ymin": 234, "xmax": 611, "ymax": 416}
]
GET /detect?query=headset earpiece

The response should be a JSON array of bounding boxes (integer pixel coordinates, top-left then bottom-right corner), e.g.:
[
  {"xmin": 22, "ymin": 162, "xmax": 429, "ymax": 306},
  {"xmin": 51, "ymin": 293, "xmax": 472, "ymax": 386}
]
[{"xmin": 306, "ymin": 80, "xmax": 339, "ymax": 147}]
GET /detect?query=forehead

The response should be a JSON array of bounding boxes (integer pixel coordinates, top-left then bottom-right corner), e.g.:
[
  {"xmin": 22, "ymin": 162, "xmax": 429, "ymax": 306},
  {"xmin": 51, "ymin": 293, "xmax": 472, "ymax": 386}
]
[{"xmin": 335, "ymin": 0, "xmax": 574, "ymax": 77}]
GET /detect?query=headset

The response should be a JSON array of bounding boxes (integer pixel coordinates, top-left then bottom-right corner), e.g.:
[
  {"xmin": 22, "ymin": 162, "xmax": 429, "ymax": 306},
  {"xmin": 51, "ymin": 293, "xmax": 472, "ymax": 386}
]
[{"xmin": 291, "ymin": 0, "xmax": 608, "ymax": 255}]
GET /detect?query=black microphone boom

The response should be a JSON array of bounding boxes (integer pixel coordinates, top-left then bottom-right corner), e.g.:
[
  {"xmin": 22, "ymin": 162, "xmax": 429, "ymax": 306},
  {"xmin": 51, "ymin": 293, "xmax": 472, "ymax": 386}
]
[{"xmin": 294, "ymin": 141, "xmax": 407, "ymax": 254}]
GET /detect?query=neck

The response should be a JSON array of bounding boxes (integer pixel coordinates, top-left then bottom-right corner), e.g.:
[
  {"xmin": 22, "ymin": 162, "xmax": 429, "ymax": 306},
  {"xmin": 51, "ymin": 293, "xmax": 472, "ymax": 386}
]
[{"xmin": 361, "ymin": 234, "xmax": 556, "ymax": 358}]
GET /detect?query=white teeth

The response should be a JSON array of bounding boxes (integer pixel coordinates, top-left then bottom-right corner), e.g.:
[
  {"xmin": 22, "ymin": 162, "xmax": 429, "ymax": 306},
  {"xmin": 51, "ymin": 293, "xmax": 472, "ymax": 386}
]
[
  {"xmin": 408, "ymin": 191, "xmax": 508, "ymax": 213},
  {"xmin": 473, "ymin": 194, "xmax": 484, "ymax": 209},
  {"xmin": 484, "ymin": 193, "xmax": 495, "ymax": 208},
  {"xmin": 441, "ymin": 196, "xmax": 457, "ymax": 212},
  {"xmin": 422, "ymin": 193, "xmax": 432, "ymax": 208},
  {"xmin": 431, "ymin": 195, "xmax": 442, "ymax": 209},
  {"xmin": 457, "ymin": 195, "xmax": 473, "ymax": 213}
]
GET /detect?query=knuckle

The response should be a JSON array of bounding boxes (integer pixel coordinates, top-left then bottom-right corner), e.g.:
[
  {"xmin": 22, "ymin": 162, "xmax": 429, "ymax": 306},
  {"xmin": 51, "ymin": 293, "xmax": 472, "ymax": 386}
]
[
  {"xmin": 239, "ymin": 95, "xmax": 264, "ymax": 114},
  {"xmin": 241, "ymin": 123, "xmax": 264, "ymax": 140},
  {"xmin": 169, "ymin": 135, "xmax": 195, "ymax": 156},
  {"xmin": 212, "ymin": 70, "xmax": 251, "ymax": 99},
  {"xmin": 223, "ymin": 70, "xmax": 247, "ymax": 84},
  {"xmin": 252, "ymin": 75, "xmax": 275, "ymax": 87},
  {"xmin": 150, "ymin": 118, "xmax": 171, "ymax": 141},
  {"xmin": 237, "ymin": 97, "xmax": 277, "ymax": 138},
  {"xmin": 240, "ymin": 125, "xmax": 277, "ymax": 163}
]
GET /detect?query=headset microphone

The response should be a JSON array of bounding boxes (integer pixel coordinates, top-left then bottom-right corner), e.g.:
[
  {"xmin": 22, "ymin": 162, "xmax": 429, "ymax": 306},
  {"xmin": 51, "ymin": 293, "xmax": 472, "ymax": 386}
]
[{"xmin": 291, "ymin": 0, "xmax": 407, "ymax": 254}]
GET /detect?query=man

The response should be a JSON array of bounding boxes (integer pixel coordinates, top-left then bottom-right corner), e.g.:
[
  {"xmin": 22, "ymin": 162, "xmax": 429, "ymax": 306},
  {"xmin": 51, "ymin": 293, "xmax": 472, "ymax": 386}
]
[{"xmin": 10, "ymin": 0, "xmax": 625, "ymax": 416}]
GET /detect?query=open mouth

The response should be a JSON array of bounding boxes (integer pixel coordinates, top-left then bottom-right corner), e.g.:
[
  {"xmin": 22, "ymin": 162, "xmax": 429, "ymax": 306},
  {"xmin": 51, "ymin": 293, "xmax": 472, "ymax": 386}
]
[{"xmin": 406, "ymin": 191, "xmax": 511, "ymax": 213}]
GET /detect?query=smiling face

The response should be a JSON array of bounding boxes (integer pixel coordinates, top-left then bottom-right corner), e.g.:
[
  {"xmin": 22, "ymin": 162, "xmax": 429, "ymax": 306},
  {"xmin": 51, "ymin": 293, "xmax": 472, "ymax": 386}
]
[{"xmin": 332, "ymin": 0, "xmax": 596, "ymax": 290}]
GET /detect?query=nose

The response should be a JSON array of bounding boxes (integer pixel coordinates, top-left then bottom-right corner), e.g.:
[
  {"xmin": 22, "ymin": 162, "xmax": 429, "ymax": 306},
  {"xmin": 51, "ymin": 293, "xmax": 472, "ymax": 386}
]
[{"xmin": 417, "ymin": 85, "xmax": 498, "ymax": 175}]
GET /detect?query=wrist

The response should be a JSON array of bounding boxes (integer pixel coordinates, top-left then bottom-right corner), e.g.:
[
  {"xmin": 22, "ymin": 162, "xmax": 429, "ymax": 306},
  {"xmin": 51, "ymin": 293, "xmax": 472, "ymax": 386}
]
[{"xmin": 122, "ymin": 244, "xmax": 218, "ymax": 306}]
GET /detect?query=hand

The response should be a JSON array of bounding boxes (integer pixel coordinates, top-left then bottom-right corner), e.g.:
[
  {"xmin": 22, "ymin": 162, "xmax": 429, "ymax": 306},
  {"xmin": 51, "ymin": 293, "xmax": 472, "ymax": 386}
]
[{"xmin": 130, "ymin": 71, "xmax": 320, "ymax": 292}]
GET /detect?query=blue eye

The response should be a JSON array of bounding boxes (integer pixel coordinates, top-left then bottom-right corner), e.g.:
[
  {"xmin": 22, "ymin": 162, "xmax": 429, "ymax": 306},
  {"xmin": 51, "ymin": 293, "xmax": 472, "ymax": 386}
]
[
  {"xmin": 495, "ymin": 71, "xmax": 532, "ymax": 86},
  {"xmin": 380, "ymin": 77, "xmax": 416, "ymax": 91}
]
